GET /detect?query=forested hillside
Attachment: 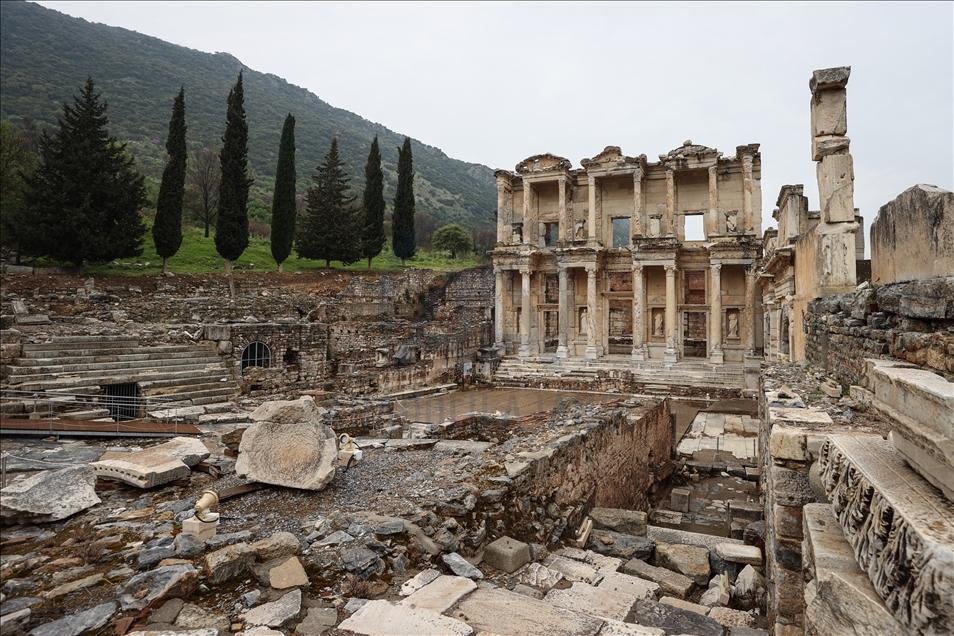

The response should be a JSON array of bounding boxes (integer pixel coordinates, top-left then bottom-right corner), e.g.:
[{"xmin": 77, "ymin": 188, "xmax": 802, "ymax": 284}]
[{"xmin": 0, "ymin": 1, "xmax": 495, "ymax": 230}]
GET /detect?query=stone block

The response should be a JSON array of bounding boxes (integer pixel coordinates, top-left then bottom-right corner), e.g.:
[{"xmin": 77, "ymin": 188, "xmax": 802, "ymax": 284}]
[
  {"xmin": 670, "ymin": 488, "xmax": 690, "ymax": 513},
  {"xmin": 483, "ymin": 536, "xmax": 530, "ymax": 574},
  {"xmin": 586, "ymin": 530, "xmax": 654, "ymax": 561},
  {"xmin": 871, "ymin": 184, "xmax": 954, "ymax": 284},
  {"xmin": 812, "ymin": 135, "xmax": 851, "ymax": 161},
  {"xmin": 545, "ymin": 581, "xmax": 638, "ymax": 622},
  {"xmin": 597, "ymin": 571, "xmax": 660, "ymax": 600},
  {"xmin": 400, "ymin": 575, "xmax": 476, "ymax": 614},
  {"xmin": 773, "ymin": 503, "xmax": 803, "ymax": 540},
  {"xmin": 633, "ymin": 599, "xmax": 726, "ymax": 636},
  {"xmin": 543, "ymin": 556, "xmax": 598, "ymax": 584},
  {"xmin": 0, "ymin": 464, "xmax": 100, "ymax": 525},
  {"xmin": 181, "ymin": 517, "xmax": 217, "ymax": 541},
  {"xmin": 204, "ymin": 543, "xmax": 255, "ymax": 585},
  {"xmin": 244, "ymin": 589, "xmax": 302, "ymax": 628},
  {"xmin": 811, "ymin": 88, "xmax": 847, "ymax": 138},
  {"xmin": 91, "ymin": 437, "xmax": 209, "ymax": 489},
  {"xmin": 236, "ymin": 419, "xmax": 337, "ymax": 491},
  {"xmin": 659, "ymin": 596, "xmax": 707, "ymax": 615},
  {"xmin": 590, "ymin": 507, "xmax": 649, "ymax": 536},
  {"xmin": 714, "ymin": 543, "xmax": 762, "ymax": 566},
  {"xmin": 769, "ymin": 425, "xmax": 808, "ymax": 462},
  {"xmin": 621, "ymin": 558, "xmax": 694, "ymax": 599},
  {"xmin": 818, "ymin": 435, "xmax": 954, "ymax": 634},
  {"xmin": 203, "ymin": 324, "xmax": 231, "ymax": 341},
  {"xmin": 652, "ymin": 541, "xmax": 711, "ymax": 585},
  {"xmin": 816, "ymin": 154, "xmax": 855, "ymax": 223},
  {"xmin": 809, "ymin": 66, "xmax": 851, "ymax": 93},
  {"xmin": 770, "ymin": 465, "xmax": 817, "ymax": 508},
  {"xmin": 456, "ymin": 587, "xmax": 604, "ymax": 636},
  {"xmin": 268, "ymin": 557, "xmax": 308, "ymax": 589}
]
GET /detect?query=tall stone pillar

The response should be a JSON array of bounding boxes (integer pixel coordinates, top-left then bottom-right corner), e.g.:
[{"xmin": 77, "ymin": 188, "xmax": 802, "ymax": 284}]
[
  {"xmin": 664, "ymin": 264, "xmax": 677, "ymax": 364},
  {"xmin": 558, "ymin": 175, "xmax": 567, "ymax": 244},
  {"xmin": 587, "ymin": 175, "xmax": 597, "ymax": 244},
  {"xmin": 631, "ymin": 167, "xmax": 643, "ymax": 241},
  {"xmin": 632, "ymin": 263, "xmax": 646, "ymax": 361},
  {"xmin": 585, "ymin": 265, "xmax": 599, "ymax": 359},
  {"xmin": 665, "ymin": 169, "xmax": 675, "ymax": 237},
  {"xmin": 518, "ymin": 268, "xmax": 531, "ymax": 358},
  {"xmin": 708, "ymin": 164, "xmax": 719, "ymax": 237},
  {"xmin": 709, "ymin": 263, "xmax": 723, "ymax": 364},
  {"xmin": 741, "ymin": 153, "xmax": 754, "ymax": 233},
  {"xmin": 496, "ymin": 173, "xmax": 512, "ymax": 244},
  {"xmin": 522, "ymin": 182, "xmax": 532, "ymax": 245},
  {"xmin": 744, "ymin": 264, "xmax": 757, "ymax": 355},
  {"xmin": 556, "ymin": 267, "xmax": 569, "ymax": 359},
  {"xmin": 494, "ymin": 268, "xmax": 505, "ymax": 348}
]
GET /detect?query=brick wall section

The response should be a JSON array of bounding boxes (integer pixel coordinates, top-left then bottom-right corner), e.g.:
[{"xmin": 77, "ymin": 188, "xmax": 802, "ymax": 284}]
[{"xmin": 804, "ymin": 277, "xmax": 954, "ymax": 385}]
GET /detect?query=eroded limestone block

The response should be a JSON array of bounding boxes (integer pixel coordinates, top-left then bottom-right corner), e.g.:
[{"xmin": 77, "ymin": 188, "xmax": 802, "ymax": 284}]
[
  {"xmin": 456, "ymin": 587, "xmax": 603, "ymax": 636},
  {"xmin": 653, "ymin": 542, "xmax": 711, "ymax": 585},
  {"xmin": 117, "ymin": 564, "xmax": 199, "ymax": 611},
  {"xmin": 236, "ymin": 419, "xmax": 337, "ymax": 491},
  {"xmin": 545, "ymin": 581, "xmax": 638, "ymax": 622},
  {"xmin": 590, "ymin": 507, "xmax": 649, "ymax": 536},
  {"xmin": 483, "ymin": 535, "xmax": 530, "ymax": 574},
  {"xmin": 340, "ymin": 599, "xmax": 473, "ymax": 636},
  {"xmin": 249, "ymin": 397, "xmax": 326, "ymax": 424},
  {"xmin": 819, "ymin": 435, "xmax": 954, "ymax": 635},
  {"xmin": 91, "ymin": 437, "xmax": 209, "ymax": 489},
  {"xmin": 244, "ymin": 589, "xmax": 302, "ymax": 628},
  {"xmin": 1, "ymin": 465, "xmax": 101, "ymax": 525},
  {"xmin": 809, "ymin": 66, "xmax": 851, "ymax": 93},
  {"xmin": 871, "ymin": 184, "xmax": 954, "ymax": 284},
  {"xmin": 811, "ymin": 89, "xmax": 848, "ymax": 139},
  {"xmin": 399, "ymin": 575, "xmax": 476, "ymax": 614},
  {"xmin": 816, "ymin": 154, "xmax": 855, "ymax": 223}
]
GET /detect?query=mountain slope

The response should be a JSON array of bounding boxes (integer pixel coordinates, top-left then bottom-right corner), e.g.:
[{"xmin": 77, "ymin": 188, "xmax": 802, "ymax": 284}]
[{"xmin": 0, "ymin": 1, "xmax": 495, "ymax": 230}]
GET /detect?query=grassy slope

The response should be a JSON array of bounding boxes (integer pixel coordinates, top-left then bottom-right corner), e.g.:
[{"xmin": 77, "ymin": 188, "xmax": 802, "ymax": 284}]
[{"xmin": 0, "ymin": 1, "xmax": 496, "ymax": 231}]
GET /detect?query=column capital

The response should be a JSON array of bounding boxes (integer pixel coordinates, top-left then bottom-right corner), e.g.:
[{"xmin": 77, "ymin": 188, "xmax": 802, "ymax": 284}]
[
  {"xmin": 587, "ymin": 174, "xmax": 596, "ymax": 186},
  {"xmin": 632, "ymin": 263, "xmax": 644, "ymax": 274},
  {"xmin": 519, "ymin": 266, "xmax": 531, "ymax": 275},
  {"xmin": 711, "ymin": 262, "xmax": 722, "ymax": 274},
  {"xmin": 585, "ymin": 264, "xmax": 597, "ymax": 275},
  {"xmin": 664, "ymin": 263, "xmax": 677, "ymax": 276}
]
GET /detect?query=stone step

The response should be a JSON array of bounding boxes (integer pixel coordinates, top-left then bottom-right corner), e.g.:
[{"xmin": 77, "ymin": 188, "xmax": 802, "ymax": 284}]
[
  {"xmin": 4, "ymin": 359, "xmax": 224, "ymax": 381},
  {"xmin": 142, "ymin": 383, "xmax": 236, "ymax": 400},
  {"xmin": 60, "ymin": 408, "xmax": 112, "ymax": 421},
  {"xmin": 18, "ymin": 344, "xmax": 216, "ymax": 359},
  {"xmin": 14, "ymin": 367, "xmax": 228, "ymax": 392},
  {"xmin": 20, "ymin": 336, "xmax": 140, "ymax": 350},
  {"xmin": 6, "ymin": 350, "xmax": 221, "ymax": 370},
  {"xmin": 137, "ymin": 372, "xmax": 231, "ymax": 391}
]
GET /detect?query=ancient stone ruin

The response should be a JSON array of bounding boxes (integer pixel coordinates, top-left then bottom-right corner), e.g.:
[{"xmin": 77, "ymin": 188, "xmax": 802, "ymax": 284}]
[{"xmin": 0, "ymin": 67, "xmax": 951, "ymax": 636}]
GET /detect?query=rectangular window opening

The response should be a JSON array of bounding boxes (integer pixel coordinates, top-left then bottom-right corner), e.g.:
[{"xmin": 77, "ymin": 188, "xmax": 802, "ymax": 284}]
[{"xmin": 612, "ymin": 218, "xmax": 630, "ymax": 248}]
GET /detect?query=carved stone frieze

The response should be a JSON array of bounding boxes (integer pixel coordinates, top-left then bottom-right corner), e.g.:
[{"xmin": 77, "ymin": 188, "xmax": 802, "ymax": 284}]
[{"xmin": 818, "ymin": 434, "xmax": 954, "ymax": 635}]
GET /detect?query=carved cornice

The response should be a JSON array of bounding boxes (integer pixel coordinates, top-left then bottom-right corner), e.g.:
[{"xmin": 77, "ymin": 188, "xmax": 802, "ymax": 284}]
[
  {"xmin": 515, "ymin": 153, "xmax": 573, "ymax": 176},
  {"xmin": 819, "ymin": 435, "xmax": 954, "ymax": 636}
]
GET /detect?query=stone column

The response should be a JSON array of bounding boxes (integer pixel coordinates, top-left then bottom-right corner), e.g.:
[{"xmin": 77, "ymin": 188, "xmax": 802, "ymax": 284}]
[
  {"xmin": 742, "ymin": 154, "xmax": 754, "ymax": 234},
  {"xmin": 496, "ymin": 177, "xmax": 510, "ymax": 244},
  {"xmin": 585, "ymin": 265, "xmax": 599, "ymax": 359},
  {"xmin": 664, "ymin": 263, "xmax": 677, "ymax": 364},
  {"xmin": 587, "ymin": 175, "xmax": 597, "ymax": 244},
  {"xmin": 665, "ymin": 169, "xmax": 675, "ymax": 237},
  {"xmin": 494, "ymin": 268, "xmax": 505, "ymax": 348},
  {"xmin": 632, "ymin": 263, "xmax": 646, "ymax": 361},
  {"xmin": 556, "ymin": 267, "xmax": 569, "ymax": 359},
  {"xmin": 522, "ymin": 182, "xmax": 532, "ymax": 245},
  {"xmin": 708, "ymin": 164, "xmax": 718, "ymax": 238},
  {"xmin": 744, "ymin": 264, "xmax": 757, "ymax": 355},
  {"xmin": 558, "ymin": 175, "xmax": 567, "ymax": 244},
  {"xmin": 518, "ymin": 268, "xmax": 531, "ymax": 357},
  {"xmin": 709, "ymin": 263, "xmax": 723, "ymax": 364},
  {"xmin": 631, "ymin": 167, "xmax": 643, "ymax": 241}
]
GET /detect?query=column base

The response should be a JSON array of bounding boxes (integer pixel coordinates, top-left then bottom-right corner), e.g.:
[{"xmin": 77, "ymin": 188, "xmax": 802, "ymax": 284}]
[
  {"xmin": 709, "ymin": 349, "xmax": 724, "ymax": 365},
  {"xmin": 556, "ymin": 345, "xmax": 568, "ymax": 359},
  {"xmin": 631, "ymin": 346, "xmax": 646, "ymax": 361},
  {"xmin": 518, "ymin": 342, "xmax": 530, "ymax": 358},
  {"xmin": 664, "ymin": 348, "xmax": 678, "ymax": 364},
  {"xmin": 584, "ymin": 346, "xmax": 599, "ymax": 360}
]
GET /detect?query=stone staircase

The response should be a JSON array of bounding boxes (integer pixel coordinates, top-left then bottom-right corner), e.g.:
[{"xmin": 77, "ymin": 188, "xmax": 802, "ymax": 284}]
[
  {"xmin": 1, "ymin": 335, "xmax": 241, "ymax": 422},
  {"xmin": 493, "ymin": 355, "xmax": 745, "ymax": 393}
]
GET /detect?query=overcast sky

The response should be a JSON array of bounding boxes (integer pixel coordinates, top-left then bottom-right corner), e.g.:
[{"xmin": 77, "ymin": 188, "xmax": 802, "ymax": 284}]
[{"xmin": 37, "ymin": 1, "xmax": 953, "ymax": 236}]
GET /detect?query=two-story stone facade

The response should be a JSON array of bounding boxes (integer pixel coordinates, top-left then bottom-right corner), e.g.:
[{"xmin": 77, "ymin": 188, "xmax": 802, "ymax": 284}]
[{"xmin": 491, "ymin": 142, "xmax": 763, "ymax": 366}]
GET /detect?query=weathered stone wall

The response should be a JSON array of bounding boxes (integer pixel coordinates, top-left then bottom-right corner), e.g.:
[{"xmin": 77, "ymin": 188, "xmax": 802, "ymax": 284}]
[
  {"xmin": 497, "ymin": 399, "xmax": 672, "ymax": 545},
  {"xmin": 804, "ymin": 277, "xmax": 954, "ymax": 385},
  {"xmin": 871, "ymin": 184, "xmax": 954, "ymax": 285}
]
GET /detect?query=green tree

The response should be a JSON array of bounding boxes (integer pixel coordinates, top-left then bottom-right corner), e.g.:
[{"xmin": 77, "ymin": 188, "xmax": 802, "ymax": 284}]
[
  {"xmin": 432, "ymin": 223, "xmax": 473, "ymax": 259},
  {"xmin": 0, "ymin": 121, "xmax": 37, "ymax": 263},
  {"xmin": 21, "ymin": 77, "xmax": 146, "ymax": 274},
  {"xmin": 270, "ymin": 113, "xmax": 297, "ymax": 272},
  {"xmin": 152, "ymin": 86, "xmax": 187, "ymax": 274},
  {"xmin": 215, "ymin": 71, "xmax": 251, "ymax": 275},
  {"xmin": 361, "ymin": 135, "xmax": 386, "ymax": 269},
  {"xmin": 295, "ymin": 137, "xmax": 361, "ymax": 268},
  {"xmin": 392, "ymin": 136, "xmax": 416, "ymax": 266},
  {"xmin": 186, "ymin": 145, "xmax": 219, "ymax": 237}
]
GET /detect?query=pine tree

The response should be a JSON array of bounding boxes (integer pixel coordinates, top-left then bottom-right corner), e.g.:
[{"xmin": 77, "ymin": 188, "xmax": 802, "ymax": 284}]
[
  {"xmin": 22, "ymin": 77, "xmax": 146, "ymax": 274},
  {"xmin": 361, "ymin": 135, "xmax": 386, "ymax": 269},
  {"xmin": 295, "ymin": 137, "xmax": 360, "ymax": 268},
  {"xmin": 270, "ymin": 113, "xmax": 297, "ymax": 273},
  {"xmin": 215, "ymin": 71, "xmax": 251, "ymax": 275},
  {"xmin": 152, "ymin": 86, "xmax": 187, "ymax": 274},
  {"xmin": 392, "ymin": 136, "xmax": 416, "ymax": 266}
]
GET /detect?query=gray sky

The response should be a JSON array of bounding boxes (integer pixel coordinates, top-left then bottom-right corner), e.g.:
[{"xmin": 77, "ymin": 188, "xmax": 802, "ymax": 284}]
[{"xmin": 37, "ymin": 1, "xmax": 954, "ymax": 236}]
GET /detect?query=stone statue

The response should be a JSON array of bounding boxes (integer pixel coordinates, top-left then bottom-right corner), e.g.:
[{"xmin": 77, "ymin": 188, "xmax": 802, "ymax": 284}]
[
  {"xmin": 653, "ymin": 312, "xmax": 664, "ymax": 336},
  {"xmin": 725, "ymin": 211, "xmax": 739, "ymax": 233},
  {"xmin": 511, "ymin": 226, "xmax": 522, "ymax": 244},
  {"xmin": 728, "ymin": 312, "xmax": 739, "ymax": 337},
  {"xmin": 575, "ymin": 219, "xmax": 586, "ymax": 240},
  {"xmin": 580, "ymin": 308, "xmax": 589, "ymax": 336}
]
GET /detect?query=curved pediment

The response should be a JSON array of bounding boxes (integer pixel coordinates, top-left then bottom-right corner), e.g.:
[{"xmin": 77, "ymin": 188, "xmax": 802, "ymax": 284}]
[
  {"xmin": 581, "ymin": 146, "xmax": 637, "ymax": 168},
  {"xmin": 515, "ymin": 153, "xmax": 573, "ymax": 175},
  {"xmin": 662, "ymin": 140, "xmax": 722, "ymax": 161}
]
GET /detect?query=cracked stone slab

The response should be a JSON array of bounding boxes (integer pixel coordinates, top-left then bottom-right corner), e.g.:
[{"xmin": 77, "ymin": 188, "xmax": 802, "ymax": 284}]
[
  {"xmin": 544, "ymin": 581, "xmax": 638, "ymax": 622},
  {"xmin": 1, "ymin": 464, "xmax": 101, "ymax": 524},
  {"xmin": 401, "ymin": 575, "xmax": 476, "ymax": 613},
  {"xmin": 339, "ymin": 599, "xmax": 472, "ymax": 635},
  {"xmin": 454, "ymin": 587, "xmax": 604, "ymax": 636}
]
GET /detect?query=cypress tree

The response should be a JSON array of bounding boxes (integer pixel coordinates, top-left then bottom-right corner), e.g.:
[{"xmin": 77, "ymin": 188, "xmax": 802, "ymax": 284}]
[
  {"xmin": 361, "ymin": 135, "xmax": 386, "ymax": 269},
  {"xmin": 22, "ymin": 77, "xmax": 146, "ymax": 275},
  {"xmin": 215, "ymin": 71, "xmax": 251, "ymax": 275},
  {"xmin": 270, "ymin": 113, "xmax": 296, "ymax": 272},
  {"xmin": 392, "ymin": 136, "xmax": 416, "ymax": 266},
  {"xmin": 295, "ymin": 137, "xmax": 360, "ymax": 268},
  {"xmin": 153, "ymin": 86, "xmax": 187, "ymax": 274}
]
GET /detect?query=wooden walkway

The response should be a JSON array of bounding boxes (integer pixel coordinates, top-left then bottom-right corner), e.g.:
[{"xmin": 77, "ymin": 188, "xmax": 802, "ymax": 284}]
[{"xmin": 0, "ymin": 417, "xmax": 201, "ymax": 437}]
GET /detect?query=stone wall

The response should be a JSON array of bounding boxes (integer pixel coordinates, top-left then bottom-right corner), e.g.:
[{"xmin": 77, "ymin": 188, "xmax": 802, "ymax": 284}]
[
  {"xmin": 803, "ymin": 277, "xmax": 954, "ymax": 385},
  {"xmin": 871, "ymin": 184, "xmax": 954, "ymax": 285}
]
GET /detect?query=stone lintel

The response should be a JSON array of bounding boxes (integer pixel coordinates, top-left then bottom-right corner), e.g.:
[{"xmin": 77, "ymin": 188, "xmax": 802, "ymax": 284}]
[
  {"xmin": 818, "ymin": 434, "xmax": 954, "ymax": 635},
  {"xmin": 809, "ymin": 67, "xmax": 851, "ymax": 93}
]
